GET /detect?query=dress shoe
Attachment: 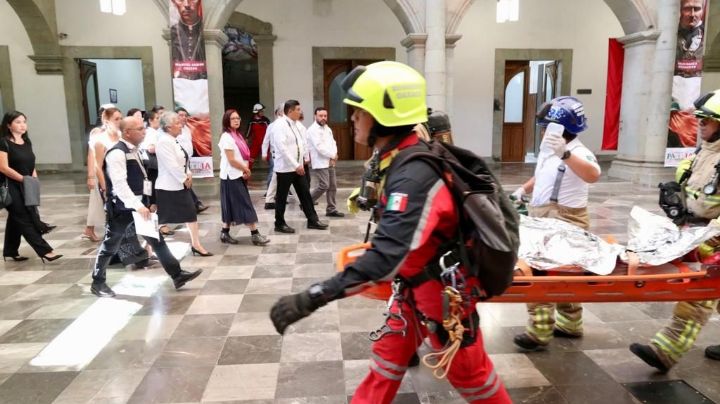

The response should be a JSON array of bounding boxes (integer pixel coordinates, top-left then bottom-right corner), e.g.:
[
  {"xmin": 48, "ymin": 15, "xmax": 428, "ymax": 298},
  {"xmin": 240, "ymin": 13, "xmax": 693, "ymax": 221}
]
[
  {"xmin": 220, "ymin": 232, "xmax": 239, "ymax": 244},
  {"xmin": 705, "ymin": 344, "xmax": 720, "ymax": 361},
  {"xmin": 513, "ymin": 333, "xmax": 546, "ymax": 351},
  {"xmin": 196, "ymin": 203, "xmax": 209, "ymax": 213},
  {"xmin": 41, "ymin": 225, "xmax": 57, "ymax": 235},
  {"xmin": 191, "ymin": 246, "xmax": 213, "ymax": 257},
  {"xmin": 91, "ymin": 282, "xmax": 116, "ymax": 297},
  {"xmin": 553, "ymin": 327, "xmax": 583, "ymax": 339},
  {"xmin": 173, "ymin": 269, "xmax": 203, "ymax": 290},
  {"xmin": 3, "ymin": 256, "xmax": 29, "ymax": 262},
  {"xmin": 264, "ymin": 203, "xmax": 276, "ymax": 210},
  {"xmin": 274, "ymin": 224, "xmax": 296, "ymax": 233},
  {"xmin": 629, "ymin": 343, "xmax": 670, "ymax": 372},
  {"xmin": 159, "ymin": 226, "xmax": 175, "ymax": 236},
  {"xmin": 251, "ymin": 233, "xmax": 270, "ymax": 246},
  {"xmin": 326, "ymin": 211, "xmax": 345, "ymax": 218},
  {"xmin": 307, "ymin": 220, "xmax": 329, "ymax": 230},
  {"xmin": 128, "ymin": 258, "xmax": 160, "ymax": 270}
]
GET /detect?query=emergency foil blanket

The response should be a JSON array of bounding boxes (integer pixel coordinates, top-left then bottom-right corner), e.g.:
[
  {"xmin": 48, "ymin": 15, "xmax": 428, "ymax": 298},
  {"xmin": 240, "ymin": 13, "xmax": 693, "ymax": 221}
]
[
  {"xmin": 518, "ymin": 215, "xmax": 624, "ymax": 275},
  {"xmin": 620, "ymin": 206, "xmax": 720, "ymax": 266}
]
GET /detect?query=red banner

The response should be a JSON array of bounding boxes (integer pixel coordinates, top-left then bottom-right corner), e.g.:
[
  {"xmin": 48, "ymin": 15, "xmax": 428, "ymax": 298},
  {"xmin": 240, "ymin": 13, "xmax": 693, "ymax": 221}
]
[{"xmin": 602, "ymin": 38, "xmax": 624, "ymax": 151}]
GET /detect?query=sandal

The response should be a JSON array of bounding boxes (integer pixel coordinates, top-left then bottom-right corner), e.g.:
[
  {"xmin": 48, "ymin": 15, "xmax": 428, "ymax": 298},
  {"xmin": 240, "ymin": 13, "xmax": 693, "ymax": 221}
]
[
  {"xmin": 80, "ymin": 233, "xmax": 101, "ymax": 242},
  {"xmin": 159, "ymin": 226, "xmax": 175, "ymax": 236}
]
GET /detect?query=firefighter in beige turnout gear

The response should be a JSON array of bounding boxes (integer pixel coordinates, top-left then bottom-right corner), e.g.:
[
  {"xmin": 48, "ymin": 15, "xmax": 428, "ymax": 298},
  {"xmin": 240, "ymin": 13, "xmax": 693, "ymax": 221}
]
[
  {"xmin": 510, "ymin": 97, "xmax": 601, "ymax": 350},
  {"xmin": 630, "ymin": 90, "xmax": 720, "ymax": 371}
]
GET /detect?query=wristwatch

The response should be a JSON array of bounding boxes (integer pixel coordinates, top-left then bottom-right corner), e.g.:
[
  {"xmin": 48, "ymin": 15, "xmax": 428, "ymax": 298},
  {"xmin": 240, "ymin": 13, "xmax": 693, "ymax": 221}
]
[{"xmin": 561, "ymin": 150, "xmax": 571, "ymax": 160}]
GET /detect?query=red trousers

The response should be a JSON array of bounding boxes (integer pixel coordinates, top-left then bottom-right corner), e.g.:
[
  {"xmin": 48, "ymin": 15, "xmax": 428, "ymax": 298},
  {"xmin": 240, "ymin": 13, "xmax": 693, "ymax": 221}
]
[{"xmin": 351, "ymin": 300, "xmax": 511, "ymax": 404}]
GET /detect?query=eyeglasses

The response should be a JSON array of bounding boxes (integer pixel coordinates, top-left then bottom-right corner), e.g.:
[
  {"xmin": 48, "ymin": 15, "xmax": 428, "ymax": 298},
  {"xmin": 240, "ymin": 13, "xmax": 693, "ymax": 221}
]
[{"xmin": 128, "ymin": 127, "xmax": 146, "ymax": 132}]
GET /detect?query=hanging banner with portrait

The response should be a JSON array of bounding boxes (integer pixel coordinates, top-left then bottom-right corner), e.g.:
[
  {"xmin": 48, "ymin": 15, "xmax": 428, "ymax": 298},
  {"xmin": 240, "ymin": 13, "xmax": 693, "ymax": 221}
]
[
  {"xmin": 169, "ymin": 0, "xmax": 213, "ymax": 177},
  {"xmin": 665, "ymin": 0, "xmax": 708, "ymax": 167}
]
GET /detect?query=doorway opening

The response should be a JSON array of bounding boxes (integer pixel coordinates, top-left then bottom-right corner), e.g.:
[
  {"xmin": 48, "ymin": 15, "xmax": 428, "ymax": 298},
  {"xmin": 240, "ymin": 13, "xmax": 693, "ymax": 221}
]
[
  {"xmin": 222, "ymin": 26, "xmax": 259, "ymax": 128},
  {"xmin": 79, "ymin": 58, "xmax": 145, "ymax": 163},
  {"xmin": 502, "ymin": 60, "xmax": 560, "ymax": 162},
  {"xmin": 323, "ymin": 59, "xmax": 381, "ymax": 161}
]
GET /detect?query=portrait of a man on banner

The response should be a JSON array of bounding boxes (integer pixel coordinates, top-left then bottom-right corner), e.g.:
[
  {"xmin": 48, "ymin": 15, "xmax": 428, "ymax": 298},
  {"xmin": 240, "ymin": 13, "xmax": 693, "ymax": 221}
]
[{"xmin": 170, "ymin": 0, "xmax": 213, "ymax": 177}]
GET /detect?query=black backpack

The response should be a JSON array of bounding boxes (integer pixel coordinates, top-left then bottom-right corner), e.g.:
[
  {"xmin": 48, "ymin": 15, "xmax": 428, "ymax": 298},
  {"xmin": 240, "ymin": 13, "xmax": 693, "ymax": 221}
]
[{"xmin": 392, "ymin": 140, "xmax": 520, "ymax": 299}]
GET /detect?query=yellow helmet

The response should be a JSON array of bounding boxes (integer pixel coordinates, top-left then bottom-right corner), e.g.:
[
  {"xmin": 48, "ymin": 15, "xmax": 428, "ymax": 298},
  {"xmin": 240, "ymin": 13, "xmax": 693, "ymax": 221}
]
[
  {"xmin": 342, "ymin": 61, "xmax": 427, "ymax": 127},
  {"xmin": 694, "ymin": 90, "xmax": 720, "ymax": 120}
]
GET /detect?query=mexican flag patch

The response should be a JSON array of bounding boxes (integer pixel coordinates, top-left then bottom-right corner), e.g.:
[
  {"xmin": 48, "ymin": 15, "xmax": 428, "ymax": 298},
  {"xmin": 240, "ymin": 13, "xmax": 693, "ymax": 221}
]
[{"xmin": 386, "ymin": 192, "xmax": 408, "ymax": 212}]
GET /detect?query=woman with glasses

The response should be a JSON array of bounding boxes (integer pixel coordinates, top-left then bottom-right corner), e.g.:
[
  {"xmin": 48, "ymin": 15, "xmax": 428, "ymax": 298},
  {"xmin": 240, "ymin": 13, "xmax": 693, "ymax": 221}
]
[
  {"xmin": 218, "ymin": 109, "xmax": 269, "ymax": 246},
  {"xmin": 155, "ymin": 111, "xmax": 211, "ymax": 256}
]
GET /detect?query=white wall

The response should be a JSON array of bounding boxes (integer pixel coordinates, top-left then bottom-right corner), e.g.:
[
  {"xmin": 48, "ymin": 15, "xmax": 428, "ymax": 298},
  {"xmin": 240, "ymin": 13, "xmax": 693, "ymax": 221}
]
[
  {"xmin": 237, "ymin": 0, "xmax": 407, "ymax": 113},
  {"xmin": 55, "ymin": 0, "xmax": 173, "ymax": 109},
  {"xmin": 87, "ymin": 59, "xmax": 145, "ymax": 114},
  {"xmin": 453, "ymin": 0, "xmax": 625, "ymax": 156},
  {"xmin": 0, "ymin": 0, "xmax": 72, "ymax": 164}
]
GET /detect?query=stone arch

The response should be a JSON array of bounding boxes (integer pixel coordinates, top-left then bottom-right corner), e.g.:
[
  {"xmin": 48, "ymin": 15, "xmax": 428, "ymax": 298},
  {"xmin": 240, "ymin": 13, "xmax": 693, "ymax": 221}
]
[
  {"xmin": 383, "ymin": 0, "xmax": 424, "ymax": 34},
  {"xmin": 602, "ymin": 0, "xmax": 656, "ymax": 34},
  {"xmin": 5, "ymin": 0, "xmax": 61, "ymax": 73}
]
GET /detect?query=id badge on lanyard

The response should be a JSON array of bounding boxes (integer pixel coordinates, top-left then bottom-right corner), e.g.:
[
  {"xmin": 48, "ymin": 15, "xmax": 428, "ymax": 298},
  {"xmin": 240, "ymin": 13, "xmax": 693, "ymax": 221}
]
[{"xmin": 143, "ymin": 180, "xmax": 152, "ymax": 196}]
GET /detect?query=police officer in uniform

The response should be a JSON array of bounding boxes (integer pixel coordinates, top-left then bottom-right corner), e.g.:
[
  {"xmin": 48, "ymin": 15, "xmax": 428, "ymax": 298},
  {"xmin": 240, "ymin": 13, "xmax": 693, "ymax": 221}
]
[
  {"xmin": 269, "ymin": 62, "xmax": 510, "ymax": 403},
  {"xmin": 90, "ymin": 116, "xmax": 202, "ymax": 297},
  {"xmin": 630, "ymin": 90, "xmax": 720, "ymax": 371}
]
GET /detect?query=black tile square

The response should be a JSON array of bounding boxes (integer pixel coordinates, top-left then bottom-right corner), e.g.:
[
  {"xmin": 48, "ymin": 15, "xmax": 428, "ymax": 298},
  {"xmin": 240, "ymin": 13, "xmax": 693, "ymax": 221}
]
[{"xmin": 623, "ymin": 380, "xmax": 715, "ymax": 404}]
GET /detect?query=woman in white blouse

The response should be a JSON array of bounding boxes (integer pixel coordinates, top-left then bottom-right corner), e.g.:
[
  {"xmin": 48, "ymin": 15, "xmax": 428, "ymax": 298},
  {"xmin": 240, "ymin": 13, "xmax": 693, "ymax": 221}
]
[
  {"xmin": 218, "ymin": 109, "xmax": 269, "ymax": 246},
  {"xmin": 83, "ymin": 106, "xmax": 122, "ymax": 242},
  {"xmin": 155, "ymin": 112, "xmax": 211, "ymax": 256}
]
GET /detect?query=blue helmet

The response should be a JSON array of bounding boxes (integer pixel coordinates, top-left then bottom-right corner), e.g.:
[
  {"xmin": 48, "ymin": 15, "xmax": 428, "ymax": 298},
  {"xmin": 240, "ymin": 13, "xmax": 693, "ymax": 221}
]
[{"xmin": 536, "ymin": 96, "xmax": 588, "ymax": 134}]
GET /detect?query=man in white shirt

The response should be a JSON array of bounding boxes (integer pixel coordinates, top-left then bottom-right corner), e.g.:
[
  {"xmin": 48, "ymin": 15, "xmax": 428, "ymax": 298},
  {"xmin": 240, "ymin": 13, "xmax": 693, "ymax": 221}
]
[
  {"xmin": 511, "ymin": 97, "xmax": 601, "ymax": 351},
  {"xmin": 263, "ymin": 104, "xmax": 284, "ymax": 209},
  {"xmin": 307, "ymin": 107, "xmax": 344, "ymax": 217},
  {"xmin": 272, "ymin": 100, "xmax": 328, "ymax": 233},
  {"xmin": 90, "ymin": 116, "xmax": 201, "ymax": 297},
  {"xmin": 175, "ymin": 107, "xmax": 208, "ymax": 213}
]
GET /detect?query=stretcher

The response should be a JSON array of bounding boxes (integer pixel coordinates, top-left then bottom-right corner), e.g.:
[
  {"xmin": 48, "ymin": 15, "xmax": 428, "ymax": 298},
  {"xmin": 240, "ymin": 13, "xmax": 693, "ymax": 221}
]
[{"xmin": 337, "ymin": 243, "xmax": 720, "ymax": 303}]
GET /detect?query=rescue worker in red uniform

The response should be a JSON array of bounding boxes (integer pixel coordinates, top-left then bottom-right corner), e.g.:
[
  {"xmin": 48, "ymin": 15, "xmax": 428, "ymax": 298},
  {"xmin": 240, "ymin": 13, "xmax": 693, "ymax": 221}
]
[
  {"xmin": 246, "ymin": 103, "xmax": 270, "ymax": 168},
  {"xmin": 269, "ymin": 61, "xmax": 511, "ymax": 404}
]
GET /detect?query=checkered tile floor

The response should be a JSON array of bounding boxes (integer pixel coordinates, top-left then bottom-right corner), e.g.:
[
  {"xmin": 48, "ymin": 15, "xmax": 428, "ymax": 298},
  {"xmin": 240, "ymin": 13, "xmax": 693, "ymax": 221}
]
[{"xmin": 0, "ymin": 163, "xmax": 718, "ymax": 404}]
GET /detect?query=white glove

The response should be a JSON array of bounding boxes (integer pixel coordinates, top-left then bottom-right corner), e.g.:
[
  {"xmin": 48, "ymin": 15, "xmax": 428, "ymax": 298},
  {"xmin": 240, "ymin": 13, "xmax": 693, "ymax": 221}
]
[
  {"xmin": 542, "ymin": 133, "xmax": 567, "ymax": 158},
  {"xmin": 511, "ymin": 186, "xmax": 526, "ymax": 201}
]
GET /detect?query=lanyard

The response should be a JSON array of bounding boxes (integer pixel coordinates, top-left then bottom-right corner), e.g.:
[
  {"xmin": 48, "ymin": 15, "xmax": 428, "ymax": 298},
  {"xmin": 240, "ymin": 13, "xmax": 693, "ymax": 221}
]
[
  {"xmin": 125, "ymin": 148, "xmax": 148, "ymax": 180},
  {"xmin": 176, "ymin": 140, "xmax": 190, "ymax": 172}
]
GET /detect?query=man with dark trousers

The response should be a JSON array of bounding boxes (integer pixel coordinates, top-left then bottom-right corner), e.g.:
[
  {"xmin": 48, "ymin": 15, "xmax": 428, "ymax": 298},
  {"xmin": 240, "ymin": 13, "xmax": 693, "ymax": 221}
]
[
  {"xmin": 272, "ymin": 100, "xmax": 328, "ymax": 234},
  {"xmin": 90, "ymin": 116, "xmax": 202, "ymax": 297}
]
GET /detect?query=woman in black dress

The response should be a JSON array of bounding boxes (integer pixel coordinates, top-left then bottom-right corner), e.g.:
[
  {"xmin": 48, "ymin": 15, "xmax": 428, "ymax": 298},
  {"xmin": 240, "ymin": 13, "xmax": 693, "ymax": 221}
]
[{"xmin": 0, "ymin": 111, "xmax": 61, "ymax": 262}]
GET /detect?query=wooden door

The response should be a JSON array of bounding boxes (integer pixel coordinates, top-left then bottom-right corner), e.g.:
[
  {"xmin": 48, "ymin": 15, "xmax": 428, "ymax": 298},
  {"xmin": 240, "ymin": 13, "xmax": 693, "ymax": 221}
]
[
  {"xmin": 323, "ymin": 59, "xmax": 379, "ymax": 161},
  {"xmin": 79, "ymin": 59, "xmax": 100, "ymax": 164},
  {"xmin": 501, "ymin": 60, "xmax": 529, "ymax": 162}
]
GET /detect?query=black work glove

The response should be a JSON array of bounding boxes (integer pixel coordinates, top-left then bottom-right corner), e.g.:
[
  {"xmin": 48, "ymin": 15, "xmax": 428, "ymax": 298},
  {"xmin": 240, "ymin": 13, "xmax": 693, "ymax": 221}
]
[{"xmin": 269, "ymin": 291, "xmax": 323, "ymax": 335}]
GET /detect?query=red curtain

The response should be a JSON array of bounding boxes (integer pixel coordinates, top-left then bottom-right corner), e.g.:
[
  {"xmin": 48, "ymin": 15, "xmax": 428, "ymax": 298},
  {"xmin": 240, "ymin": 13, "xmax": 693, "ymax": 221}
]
[{"xmin": 602, "ymin": 38, "xmax": 624, "ymax": 150}]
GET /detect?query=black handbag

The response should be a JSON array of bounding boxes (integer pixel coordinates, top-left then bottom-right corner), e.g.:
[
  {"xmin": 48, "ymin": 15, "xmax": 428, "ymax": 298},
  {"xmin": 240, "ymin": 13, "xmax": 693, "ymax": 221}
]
[{"xmin": 0, "ymin": 139, "xmax": 13, "ymax": 209}]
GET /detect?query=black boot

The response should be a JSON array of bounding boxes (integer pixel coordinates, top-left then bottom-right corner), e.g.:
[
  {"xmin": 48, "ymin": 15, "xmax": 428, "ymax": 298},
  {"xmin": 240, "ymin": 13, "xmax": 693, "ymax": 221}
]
[
  {"xmin": 629, "ymin": 343, "xmax": 670, "ymax": 373},
  {"xmin": 705, "ymin": 345, "xmax": 720, "ymax": 361},
  {"xmin": 220, "ymin": 231, "xmax": 239, "ymax": 245},
  {"xmin": 513, "ymin": 333, "xmax": 546, "ymax": 351}
]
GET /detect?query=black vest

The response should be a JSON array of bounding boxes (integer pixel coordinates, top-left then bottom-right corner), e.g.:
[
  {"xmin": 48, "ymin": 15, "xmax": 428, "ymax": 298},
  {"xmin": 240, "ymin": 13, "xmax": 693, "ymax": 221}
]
[{"xmin": 103, "ymin": 141, "xmax": 147, "ymax": 212}]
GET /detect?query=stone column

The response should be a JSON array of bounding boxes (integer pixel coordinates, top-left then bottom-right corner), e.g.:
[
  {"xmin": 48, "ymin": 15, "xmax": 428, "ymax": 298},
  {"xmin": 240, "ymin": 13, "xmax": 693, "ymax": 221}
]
[
  {"xmin": 401, "ymin": 34, "xmax": 428, "ymax": 75},
  {"xmin": 444, "ymin": 34, "xmax": 462, "ymax": 117},
  {"xmin": 608, "ymin": 0, "xmax": 679, "ymax": 184},
  {"xmin": 424, "ymin": 0, "xmax": 446, "ymax": 112},
  {"xmin": 204, "ymin": 29, "xmax": 228, "ymax": 170},
  {"xmin": 254, "ymin": 34, "xmax": 277, "ymax": 111}
]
